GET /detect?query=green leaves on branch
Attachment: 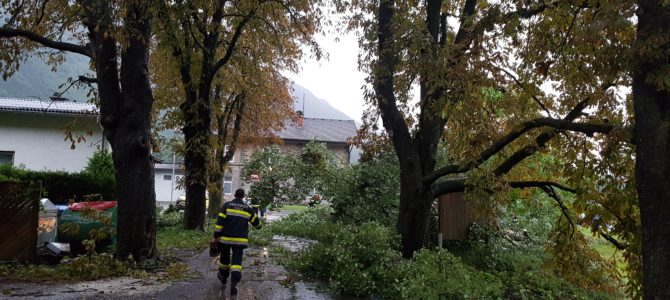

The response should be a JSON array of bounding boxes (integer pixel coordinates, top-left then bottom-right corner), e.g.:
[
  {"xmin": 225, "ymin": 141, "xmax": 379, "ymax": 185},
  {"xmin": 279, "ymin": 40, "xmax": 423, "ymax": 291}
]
[{"xmin": 242, "ymin": 142, "xmax": 337, "ymax": 206}]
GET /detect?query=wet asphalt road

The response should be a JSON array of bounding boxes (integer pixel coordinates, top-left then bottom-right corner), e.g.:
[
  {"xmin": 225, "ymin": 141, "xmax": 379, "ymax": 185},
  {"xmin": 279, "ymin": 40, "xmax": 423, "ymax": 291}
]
[
  {"xmin": 1, "ymin": 209, "xmax": 341, "ymax": 300},
  {"xmin": 147, "ymin": 245, "xmax": 332, "ymax": 300}
]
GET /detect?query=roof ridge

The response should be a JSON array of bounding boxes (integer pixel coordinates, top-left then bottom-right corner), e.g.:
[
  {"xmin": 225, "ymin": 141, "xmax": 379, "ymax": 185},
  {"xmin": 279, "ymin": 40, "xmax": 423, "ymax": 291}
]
[
  {"xmin": 0, "ymin": 97, "xmax": 89, "ymax": 103},
  {"xmin": 302, "ymin": 117, "xmax": 355, "ymax": 122},
  {"xmin": 0, "ymin": 97, "xmax": 99, "ymax": 115}
]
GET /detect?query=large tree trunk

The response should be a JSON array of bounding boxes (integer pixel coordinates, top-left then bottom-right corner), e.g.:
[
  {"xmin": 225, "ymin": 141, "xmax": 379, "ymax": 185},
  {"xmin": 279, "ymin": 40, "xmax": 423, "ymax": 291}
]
[
  {"xmin": 182, "ymin": 100, "xmax": 210, "ymax": 230},
  {"xmin": 112, "ymin": 119, "xmax": 156, "ymax": 261},
  {"xmin": 86, "ymin": 0, "xmax": 156, "ymax": 261},
  {"xmin": 114, "ymin": 1, "xmax": 156, "ymax": 261},
  {"xmin": 207, "ymin": 87, "xmax": 228, "ymax": 218},
  {"xmin": 207, "ymin": 178, "xmax": 224, "ymax": 218},
  {"xmin": 633, "ymin": 1, "xmax": 670, "ymax": 298},
  {"xmin": 181, "ymin": 22, "xmax": 221, "ymax": 230},
  {"xmin": 396, "ymin": 166, "xmax": 434, "ymax": 258},
  {"xmin": 0, "ymin": 0, "xmax": 157, "ymax": 261},
  {"xmin": 375, "ymin": 0, "xmax": 437, "ymax": 258}
]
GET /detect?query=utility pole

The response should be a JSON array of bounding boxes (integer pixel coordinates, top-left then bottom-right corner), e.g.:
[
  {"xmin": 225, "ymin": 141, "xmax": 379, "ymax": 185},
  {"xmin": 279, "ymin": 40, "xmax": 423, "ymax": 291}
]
[{"xmin": 170, "ymin": 153, "xmax": 176, "ymax": 205}]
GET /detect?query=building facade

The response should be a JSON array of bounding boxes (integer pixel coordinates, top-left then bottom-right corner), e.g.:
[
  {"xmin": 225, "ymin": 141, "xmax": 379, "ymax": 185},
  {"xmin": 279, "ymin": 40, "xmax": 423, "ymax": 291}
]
[
  {"xmin": 0, "ymin": 98, "xmax": 185, "ymax": 208},
  {"xmin": 154, "ymin": 116, "xmax": 357, "ymax": 204},
  {"xmin": 0, "ymin": 98, "xmax": 357, "ymax": 208},
  {"xmin": 224, "ymin": 116, "xmax": 357, "ymax": 201},
  {"xmin": 0, "ymin": 98, "xmax": 105, "ymax": 172}
]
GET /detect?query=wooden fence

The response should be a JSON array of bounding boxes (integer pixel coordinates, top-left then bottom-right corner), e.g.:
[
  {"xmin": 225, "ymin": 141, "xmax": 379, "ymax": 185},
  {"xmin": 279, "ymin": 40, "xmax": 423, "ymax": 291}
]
[
  {"xmin": 438, "ymin": 192, "xmax": 475, "ymax": 241},
  {"xmin": 0, "ymin": 181, "xmax": 40, "ymax": 262}
]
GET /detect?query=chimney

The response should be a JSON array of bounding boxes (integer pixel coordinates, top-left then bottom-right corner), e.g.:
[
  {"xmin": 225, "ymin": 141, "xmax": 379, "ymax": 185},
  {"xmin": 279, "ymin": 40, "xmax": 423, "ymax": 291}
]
[{"xmin": 296, "ymin": 110, "xmax": 304, "ymax": 128}]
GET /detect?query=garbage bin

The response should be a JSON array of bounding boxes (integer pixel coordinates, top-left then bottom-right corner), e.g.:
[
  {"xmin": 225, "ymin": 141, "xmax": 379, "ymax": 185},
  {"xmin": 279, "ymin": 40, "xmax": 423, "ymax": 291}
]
[
  {"xmin": 57, "ymin": 201, "xmax": 117, "ymax": 254},
  {"xmin": 38, "ymin": 199, "xmax": 58, "ymax": 245}
]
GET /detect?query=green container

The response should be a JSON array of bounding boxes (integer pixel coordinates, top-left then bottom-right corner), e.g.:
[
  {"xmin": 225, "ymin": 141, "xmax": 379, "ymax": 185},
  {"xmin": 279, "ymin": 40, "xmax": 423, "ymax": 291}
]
[{"xmin": 57, "ymin": 204, "xmax": 117, "ymax": 250}]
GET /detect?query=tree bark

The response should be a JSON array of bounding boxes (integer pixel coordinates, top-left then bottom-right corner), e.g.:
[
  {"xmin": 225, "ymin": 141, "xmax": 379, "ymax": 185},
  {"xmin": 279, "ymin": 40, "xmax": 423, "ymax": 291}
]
[
  {"xmin": 208, "ymin": 87, "xmax": 230, "ymax": 218},
  {"xmin": 395, "ymin": 0, "xmax": 445, "ymax": 259},
  {"xmin": 182, "ymin": 94, "xmax": 210, "ymax": 230},
  {"xmin": 82, "ymin": 0, "xmax": 156, "ymax": 260},
  {"xmin": 396, "ymin": 166, "xmax": 435, "ymax": 258},
  {"xmin": 181, "ymin": 14, "xmax": 222, "ymax": 230},
  {"xmin": 111, "ymin": 1, "xmax": 156, "ymax": 261},
  {"xmin": 207, "ymin": 91, "xmax": 246, "ymax": 218},
  {"xmin": 375, "ymin": 0, "xmax": 438, "ymax": 259},
  {"xmin": 633, "ymin": 1, "xmax": 670, "ymax": 298}
]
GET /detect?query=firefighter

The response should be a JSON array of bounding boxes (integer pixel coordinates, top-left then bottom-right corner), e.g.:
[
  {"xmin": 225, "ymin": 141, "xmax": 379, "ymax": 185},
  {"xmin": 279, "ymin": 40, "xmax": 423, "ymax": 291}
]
[
  {"xmin": 210, "ymin": 188, "xmax": 262, "ymax": 296},
  {"xmin": 250, "ymin": 197, "xmax": 261, "ymax": 217}
]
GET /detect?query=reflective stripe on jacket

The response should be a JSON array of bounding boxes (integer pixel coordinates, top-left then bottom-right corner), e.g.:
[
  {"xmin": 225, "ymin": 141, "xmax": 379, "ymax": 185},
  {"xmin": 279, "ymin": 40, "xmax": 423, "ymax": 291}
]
[{"xmin": 213, "ymin": 198, "xmax": 261, "ymax": 247}]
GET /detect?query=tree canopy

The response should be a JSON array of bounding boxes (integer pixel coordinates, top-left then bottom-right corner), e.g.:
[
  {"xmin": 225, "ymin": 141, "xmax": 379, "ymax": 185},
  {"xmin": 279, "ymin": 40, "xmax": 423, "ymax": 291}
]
[
  {"xmin": 338, "ymin": 0, "xmax": 641, "ymax": 294},
  {"xmin": 241, "ymin": 141, "xmax": 338, "ymax": 208},
  {"xmin": 151, "ymin": 0, "xmax": 325, "ymax": 229}
]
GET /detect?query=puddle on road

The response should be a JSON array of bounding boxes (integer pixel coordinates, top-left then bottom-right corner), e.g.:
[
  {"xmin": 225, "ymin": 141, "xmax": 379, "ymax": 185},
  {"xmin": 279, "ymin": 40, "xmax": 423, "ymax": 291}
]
[{"xmin": 271, "ymin": 235, "xmax": 317, "ymax": 252}]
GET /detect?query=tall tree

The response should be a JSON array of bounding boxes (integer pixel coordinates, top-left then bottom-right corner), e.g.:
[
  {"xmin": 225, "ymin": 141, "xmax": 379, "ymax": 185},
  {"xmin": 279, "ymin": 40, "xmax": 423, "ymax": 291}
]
[
  {"xmin": 632, "ymin": 0, "xmax": 670, "ymax": 298},
  {"xmin": 346, "ymin": 0, "xmax": 635, "ymax": 261},
  {"xmin": 206, "ymin": 66, "xmax": 294, "ymax": 218},
  {"xmin": 155, "ymin": 0, "xmax": 322, "ymax": 230},
  {"xmin": 0, "ymin": 0, "xmax": 157, "ymax": 260}
]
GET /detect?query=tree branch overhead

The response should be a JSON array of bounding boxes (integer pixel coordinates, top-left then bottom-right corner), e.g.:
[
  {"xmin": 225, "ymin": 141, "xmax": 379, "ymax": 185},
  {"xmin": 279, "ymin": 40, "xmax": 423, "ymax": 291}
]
[{"xmin": 0, "ymin": 28, "xmax": 92, "ymax": 57}]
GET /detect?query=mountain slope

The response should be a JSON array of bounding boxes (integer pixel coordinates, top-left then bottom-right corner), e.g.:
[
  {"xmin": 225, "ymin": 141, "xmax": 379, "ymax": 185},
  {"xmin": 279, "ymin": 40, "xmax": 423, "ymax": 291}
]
[
  {"xmin": 0, "ymin": 54, "xmax": 93, "ymax": 101},
  {"xmin": 0, "ymin": 54, "xmax": 352, "ymax": 121},
  {"xmin": 291, "ymin": 84, "xmax": 352, "ymax": 120}
]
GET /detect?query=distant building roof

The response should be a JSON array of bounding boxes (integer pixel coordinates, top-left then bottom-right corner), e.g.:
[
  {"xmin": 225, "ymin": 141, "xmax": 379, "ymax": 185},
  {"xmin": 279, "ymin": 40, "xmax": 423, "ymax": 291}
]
[
  {"xmin": 0, "ymin": 97, "xmax": 98, "ymax": 116},
  {"xmin": 154, "ymin": 163, "xmax": 184, "ymax": 171},
  {"xmin": 277, "ymin": 118, "xmax": 357, "ymax": 143}
]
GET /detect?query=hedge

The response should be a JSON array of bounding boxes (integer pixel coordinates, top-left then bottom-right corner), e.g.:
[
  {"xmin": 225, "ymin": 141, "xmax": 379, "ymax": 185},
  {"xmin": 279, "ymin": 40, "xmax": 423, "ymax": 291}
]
[{"xmin": 0, "ymin": 165, "xmax": 115, "ymax": 204}]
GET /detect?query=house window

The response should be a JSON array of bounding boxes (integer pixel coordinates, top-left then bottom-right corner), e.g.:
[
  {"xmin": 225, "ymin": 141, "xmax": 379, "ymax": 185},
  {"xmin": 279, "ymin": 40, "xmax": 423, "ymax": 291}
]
[
  {"xmin": 163, "ymin": 174, "xmax": 172, "ymax": 181},
  {"xmin": 224, "ymin": 145, "xmax": 235, "ymax": 163},
  {"xmin": 224, "ymin": 175, "xmax": 233, "ymax": 195},
  {"xmin": 0, "ymin": 151, "xmax": 14, "ymax": 166}
]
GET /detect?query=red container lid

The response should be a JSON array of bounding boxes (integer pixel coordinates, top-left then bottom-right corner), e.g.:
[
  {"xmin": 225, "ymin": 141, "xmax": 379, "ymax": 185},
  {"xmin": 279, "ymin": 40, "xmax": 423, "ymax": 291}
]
[{"xmin": 69, "ymin": 201, "xmax": 117, "ymax": 211}]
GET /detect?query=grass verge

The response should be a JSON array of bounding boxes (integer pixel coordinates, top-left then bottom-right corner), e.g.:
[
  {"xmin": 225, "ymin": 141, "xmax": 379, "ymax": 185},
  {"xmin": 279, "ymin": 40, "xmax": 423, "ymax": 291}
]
[{"xmin": 156, "ymin": 226, "xmax": 210, "ymax": 252}]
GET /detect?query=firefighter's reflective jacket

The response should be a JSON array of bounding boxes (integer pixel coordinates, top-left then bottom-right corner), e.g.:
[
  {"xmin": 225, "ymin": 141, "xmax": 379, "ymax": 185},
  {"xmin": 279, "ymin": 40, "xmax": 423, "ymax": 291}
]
[{"xmin": 213, "ymin": 198, "xmax": 261, "ymax": 247}]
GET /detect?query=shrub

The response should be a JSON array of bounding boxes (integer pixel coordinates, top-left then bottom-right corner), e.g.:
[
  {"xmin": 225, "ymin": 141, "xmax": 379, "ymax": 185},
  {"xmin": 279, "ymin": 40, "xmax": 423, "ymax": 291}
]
[
  {"xmin": 157, "ymin": 209, "xmax": 183, "ymax": 228},
  {"xmin": 269, "ymin": 205, "xmax": 336, "ymax": 241},
  {"xmin": 0, "ymin": 164, "xmax": 115, "ymax": 204},
  {"xmin": 291, "ymin": 222, "xmax": 402, "ymax": 297},
  {"xmin": 326, "ymin": 153, "xmax": 400, "ymax": 227},
  {"xmin": 248, "ymin": 224, "xmax": 274, "ymax": 247},
  {"xmin": 446, "ymin": 222, "xmax": 619, "ymax": 299},
  {"xmin": 82, "ymin": 150, "xmax": 116, "ymax": 186},
  {"xmin": 396, "ymin": 249, "xmax": 504, "ymax": 300},
  {"xmin": 501, "ymin": 269, "xmax": 614, "ymax": 300}
]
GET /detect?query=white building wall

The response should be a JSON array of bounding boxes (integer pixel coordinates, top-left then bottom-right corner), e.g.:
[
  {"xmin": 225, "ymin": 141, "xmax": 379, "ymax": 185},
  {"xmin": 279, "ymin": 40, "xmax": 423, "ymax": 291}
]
[
  {"xmin": 154, "ymin": 166, "xmax": 184, "ymax": 209},
  {"xmin": 0, "ymin": 111, "xmax": 200, "ymax": 210},
  {"xmin": 0, "ymin": 111, "xmax": 104, "ymax": 172}
]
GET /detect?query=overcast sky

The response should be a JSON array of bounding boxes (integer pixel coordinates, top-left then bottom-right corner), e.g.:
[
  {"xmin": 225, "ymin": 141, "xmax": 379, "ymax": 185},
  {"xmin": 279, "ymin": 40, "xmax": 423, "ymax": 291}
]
[{"xmin": 286, "ymin": 32, "xmax": 367, "ymax": 123}]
